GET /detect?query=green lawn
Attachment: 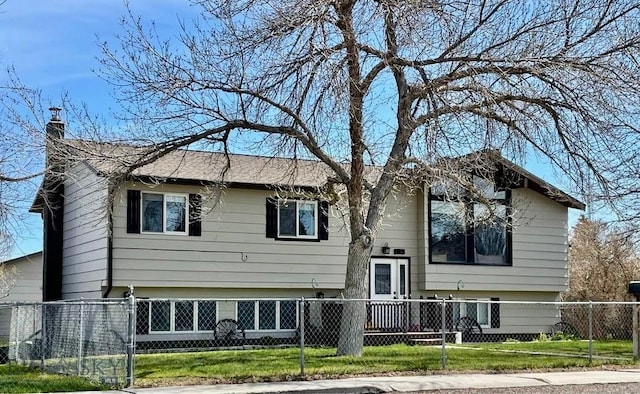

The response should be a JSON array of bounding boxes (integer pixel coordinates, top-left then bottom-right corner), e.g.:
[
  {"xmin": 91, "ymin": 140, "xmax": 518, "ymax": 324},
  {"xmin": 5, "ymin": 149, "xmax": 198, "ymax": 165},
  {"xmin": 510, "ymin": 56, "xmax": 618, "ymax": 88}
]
[
  {"xmin": 133, "ymin": 342, "xmax": 639, "ymax": 387},
  {"xmin": 2, "ymin": 341, "xmax": 638, "ymax": 391},
  {"xmin": 459, "ymin": 340, "xmax": 634, "ymax": 359},
  {"xmin": 0, "ymin": 364, "xmax": 106, "ymax": 393}
]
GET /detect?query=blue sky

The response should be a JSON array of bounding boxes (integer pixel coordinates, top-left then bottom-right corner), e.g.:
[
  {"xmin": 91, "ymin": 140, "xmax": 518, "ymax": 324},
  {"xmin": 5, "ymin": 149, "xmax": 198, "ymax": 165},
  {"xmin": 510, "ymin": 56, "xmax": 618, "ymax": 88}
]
[
  {"xmin": 1, "ymin": 0, "xmax": 198, "ymax": 258},
  {"xmin": 0, "ymin": 0, "xmax": 583, "ymax": 259}
]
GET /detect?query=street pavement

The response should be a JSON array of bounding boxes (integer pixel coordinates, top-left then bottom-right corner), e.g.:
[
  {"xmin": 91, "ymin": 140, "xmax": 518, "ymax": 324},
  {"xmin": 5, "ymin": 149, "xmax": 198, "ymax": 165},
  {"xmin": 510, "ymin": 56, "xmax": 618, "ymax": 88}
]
[{"xmin": 64, "ymin": 369, "xmax": 640, "ymax": 394}]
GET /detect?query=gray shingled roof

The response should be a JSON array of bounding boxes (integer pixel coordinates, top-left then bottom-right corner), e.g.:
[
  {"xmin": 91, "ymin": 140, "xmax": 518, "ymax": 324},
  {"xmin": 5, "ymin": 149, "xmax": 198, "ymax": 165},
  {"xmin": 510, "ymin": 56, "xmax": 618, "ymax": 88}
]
[
  {"xmin": 31, "ymin": 140, "xmax": 584, "ymax": 211},
  {"xmin": 70, "ymin": 140, "xmax": 341, "ymax": 188}
]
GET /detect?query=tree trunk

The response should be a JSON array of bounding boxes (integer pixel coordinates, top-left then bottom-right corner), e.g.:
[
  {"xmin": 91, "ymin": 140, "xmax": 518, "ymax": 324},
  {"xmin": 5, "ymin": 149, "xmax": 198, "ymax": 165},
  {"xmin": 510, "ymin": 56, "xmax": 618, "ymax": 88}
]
[{"xmin": 336, "ymin": 236, "xmax": 373, "ymax": 356}]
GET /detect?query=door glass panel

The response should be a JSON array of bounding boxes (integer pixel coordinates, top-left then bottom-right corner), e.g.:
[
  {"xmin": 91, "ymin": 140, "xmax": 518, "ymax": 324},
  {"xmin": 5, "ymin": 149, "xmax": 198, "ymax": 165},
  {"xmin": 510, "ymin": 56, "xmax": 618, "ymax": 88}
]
[
  {"xmin": 374, "ymin": 264, "xmax": 391, "ymax": 294},
  {"xmin": 399, "ymin": 264, "xmax": 406, "ymax": 296}
]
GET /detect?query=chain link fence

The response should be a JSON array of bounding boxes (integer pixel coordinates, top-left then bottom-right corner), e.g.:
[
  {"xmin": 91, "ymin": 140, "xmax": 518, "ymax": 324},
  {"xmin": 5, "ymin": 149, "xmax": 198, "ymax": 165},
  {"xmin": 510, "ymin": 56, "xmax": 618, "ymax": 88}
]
[
  {"xmin": 1, "ymin": 298, "xmax": 133, "ymax": 393},
  {"xmin": 1, "ymin": 296, "xmax": 639, "ymax": 390}
]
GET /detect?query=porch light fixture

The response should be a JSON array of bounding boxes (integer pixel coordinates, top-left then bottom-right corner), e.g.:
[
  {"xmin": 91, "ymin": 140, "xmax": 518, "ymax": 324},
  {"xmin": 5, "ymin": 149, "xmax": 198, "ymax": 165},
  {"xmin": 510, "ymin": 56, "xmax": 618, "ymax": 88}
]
[{"xmin": 381, "ymin": 242, "xmax": 390, "ymax": 255}]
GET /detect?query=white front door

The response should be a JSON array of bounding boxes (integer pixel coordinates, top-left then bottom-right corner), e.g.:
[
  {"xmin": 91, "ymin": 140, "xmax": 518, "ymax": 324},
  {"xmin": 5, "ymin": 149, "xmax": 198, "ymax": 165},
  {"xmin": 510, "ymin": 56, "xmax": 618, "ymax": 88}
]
[
  {"xmin": 370, "ymin": 258, "xmax": 408, "ymax": 300},
  {"xmin": 369, "ymin": 258, "xmax": 409, "ymax": 330}
]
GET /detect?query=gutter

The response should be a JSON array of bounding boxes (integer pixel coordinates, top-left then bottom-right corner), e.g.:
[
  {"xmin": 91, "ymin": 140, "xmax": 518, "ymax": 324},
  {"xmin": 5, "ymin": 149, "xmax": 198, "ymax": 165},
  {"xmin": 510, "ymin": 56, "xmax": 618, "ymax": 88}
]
[{"xmin": 102, "ymin": 187, "xmax": 114, "ymax": 298}]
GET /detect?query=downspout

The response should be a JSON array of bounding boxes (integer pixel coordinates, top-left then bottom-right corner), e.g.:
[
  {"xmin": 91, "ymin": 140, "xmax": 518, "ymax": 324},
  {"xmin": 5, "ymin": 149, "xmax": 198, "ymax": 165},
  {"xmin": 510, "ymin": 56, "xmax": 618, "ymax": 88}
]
[{"xmin": 102, "ymin": 185, "xmax": 114, "ymax": 298}]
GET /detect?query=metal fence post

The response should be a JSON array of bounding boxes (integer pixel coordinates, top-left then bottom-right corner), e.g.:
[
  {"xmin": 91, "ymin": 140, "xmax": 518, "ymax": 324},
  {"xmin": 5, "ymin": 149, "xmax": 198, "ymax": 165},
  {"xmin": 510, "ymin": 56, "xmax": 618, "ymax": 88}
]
[
  {"xmin": 588, "ymin": 301, "xmax": 593, "ymax": 363},
  {"xmin": 299, "ymin": 297, "xmax": 305, "ymax": 378},
  {"xmin": 40, "ymin": 303, "xmax": 46, "ymax": 371},
  {"xmin": 126, "ymin": 285, "xmax": 136, "ymax": 388},
  {"xmin": 77, "ymin": 302, "xmax": 84, "ymax": 376},
  {"xmin": 404, "ymin": 296, "xmax": 410, "ymax": 334},
  {"xmin": 634, "ymin": 302, "xmax": 639, "ymax": 359},
  {"xmin": 441, "ymin": 298, "xmax": 447, "ymax": 369}
]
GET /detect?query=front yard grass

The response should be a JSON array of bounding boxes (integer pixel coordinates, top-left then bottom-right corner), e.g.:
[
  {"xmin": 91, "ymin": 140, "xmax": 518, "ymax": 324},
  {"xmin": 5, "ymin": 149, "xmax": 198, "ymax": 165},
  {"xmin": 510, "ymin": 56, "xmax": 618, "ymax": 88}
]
[
  {"xmin": 459, "ymin": 339, "xmax": 634, "ymax": 359},
  {"xmin": 0, "ymin": 364, "xmax": 106, "ymax": 393},
  {"xmin": 2, "ymin": 341, "xmax": 637, "ymax": 391},
  {"xmin": 134, "ymin": 341, "xmax": 638, "ymax": 387}
]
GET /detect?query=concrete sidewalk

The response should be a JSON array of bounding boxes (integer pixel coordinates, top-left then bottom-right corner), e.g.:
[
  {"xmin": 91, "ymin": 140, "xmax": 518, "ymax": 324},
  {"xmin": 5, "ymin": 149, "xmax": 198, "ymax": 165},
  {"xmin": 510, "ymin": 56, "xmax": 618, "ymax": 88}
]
[{"xmin": 69, "ymin": 369, "xmax": 640, "ymax": 394}]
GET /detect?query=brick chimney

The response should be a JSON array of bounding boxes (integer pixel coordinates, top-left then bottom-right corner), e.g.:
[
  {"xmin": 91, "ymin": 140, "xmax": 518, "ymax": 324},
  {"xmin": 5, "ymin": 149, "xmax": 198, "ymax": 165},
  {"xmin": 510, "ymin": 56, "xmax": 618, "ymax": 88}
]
[{"xmin": 42, "ymin": 107, "xmax": 65, "ymax": 301}]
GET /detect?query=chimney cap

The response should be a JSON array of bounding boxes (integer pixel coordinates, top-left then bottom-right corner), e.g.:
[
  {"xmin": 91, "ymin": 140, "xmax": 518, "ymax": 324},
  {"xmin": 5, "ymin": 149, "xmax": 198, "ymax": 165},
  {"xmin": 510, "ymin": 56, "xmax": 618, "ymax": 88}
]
[{"xmin": 48, "ymin": 107, "xmax": 62, "ymax": 122}]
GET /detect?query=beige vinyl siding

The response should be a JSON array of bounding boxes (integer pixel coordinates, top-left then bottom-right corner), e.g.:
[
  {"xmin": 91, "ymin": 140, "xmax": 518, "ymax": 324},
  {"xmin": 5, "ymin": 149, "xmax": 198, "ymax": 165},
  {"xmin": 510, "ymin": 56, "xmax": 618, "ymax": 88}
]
[
  {"xmin": 0, "ymin": 253, "xmax": 43, "ymax": 338},
  {"xmin": 424, "ymin": 187, "xmax": 569, "ymax": 292},
  {"xmin": 374, "ymin": 189, "xmax": 421, "ymax": 296},
  {"xmin": 61, "ymin": 162, "xmax": 109, "ymax": 299},
  {"xmin": 112, "ymin": 183, "xmax": 351, "ymax": 290}
]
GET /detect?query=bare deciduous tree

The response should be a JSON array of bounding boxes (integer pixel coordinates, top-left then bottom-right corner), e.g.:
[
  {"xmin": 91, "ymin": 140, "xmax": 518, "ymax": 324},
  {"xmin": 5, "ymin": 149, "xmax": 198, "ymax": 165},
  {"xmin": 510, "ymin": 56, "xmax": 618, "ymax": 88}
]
[
  {"xmin": 90, "ymin": 0, "xmax": 640, "ymax": 355},
  {"xmin": 0, "ymin": 263, "xmax": 18, "ymax": 299},
  {"xmin": 566, "ymin": 217, "xmax": 640, "ymax": 302}
]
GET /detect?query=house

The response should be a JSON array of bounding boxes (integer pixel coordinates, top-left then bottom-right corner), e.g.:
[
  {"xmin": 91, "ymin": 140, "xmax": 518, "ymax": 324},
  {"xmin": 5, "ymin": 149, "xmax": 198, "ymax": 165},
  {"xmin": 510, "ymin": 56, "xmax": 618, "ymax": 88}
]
[
  {"xmin": 0, "ymin": 251, "xmax": 43, "ymax": 340},
  {"xmin": 31, "ymin": 114, "xmax": 584, "ymax": 341}
]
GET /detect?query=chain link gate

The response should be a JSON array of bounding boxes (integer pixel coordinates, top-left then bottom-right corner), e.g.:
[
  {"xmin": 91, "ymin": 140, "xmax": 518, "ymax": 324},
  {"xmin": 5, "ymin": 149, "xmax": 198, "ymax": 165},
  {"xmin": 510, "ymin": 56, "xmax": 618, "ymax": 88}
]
[{"xmin": 2, "ymin": 297, "xmax": 135, "ymax": 392}]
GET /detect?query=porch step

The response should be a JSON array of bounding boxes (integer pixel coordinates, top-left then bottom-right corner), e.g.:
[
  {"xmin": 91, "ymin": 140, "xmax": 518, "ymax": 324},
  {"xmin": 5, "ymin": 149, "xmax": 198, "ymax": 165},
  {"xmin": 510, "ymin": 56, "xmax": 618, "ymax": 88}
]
[
  {"xmin": 362, "ymin": 330, "xmax": 450, "ymax": 346},
  {"xmin": 409, "ymin": 338, "xmax": 442, "ymax": 346}
]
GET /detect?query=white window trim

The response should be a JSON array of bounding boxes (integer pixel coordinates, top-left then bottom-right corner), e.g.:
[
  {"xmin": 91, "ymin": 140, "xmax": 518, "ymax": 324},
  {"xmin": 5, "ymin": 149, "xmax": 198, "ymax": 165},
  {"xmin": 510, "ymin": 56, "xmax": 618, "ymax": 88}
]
[
  {"xmin": 141, "ymin": 191, "xmax": 189, "ymax": 235},
  {"xmin": 455, "ymin": 298, "xmax": 491, "ymax": 329},
  {"xmin": 148, "ymin": 300, "xmax": 218, "ymax": 334},
  {"xmin": 277, "ymin": 199, "xmax": 318, "ymax": 239},
  {"xmin": 235, "ymin": 300, "xmax": 299, "ymax": 332}
]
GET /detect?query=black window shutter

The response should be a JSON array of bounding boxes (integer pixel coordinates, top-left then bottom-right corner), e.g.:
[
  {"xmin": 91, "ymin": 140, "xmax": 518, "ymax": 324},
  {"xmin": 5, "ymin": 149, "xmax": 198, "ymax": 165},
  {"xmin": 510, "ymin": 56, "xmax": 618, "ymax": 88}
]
[
  {"xmin": 266, "ymin": 198, "xmax": 278, "ymax": 238},
  {"xmin": 319, "ymin": 201, "xmax": 329, "ymax": 240},
  {"xmin": 127, "ymin": 190, "xmax": 141, "ymax": 234},
  {"xmin": 490, "ymin": 297, "xmax": 500, "ymax": 328},
  {"xmin": 188, "ymin": 194, "xmax": 202, "ymax": 237}
]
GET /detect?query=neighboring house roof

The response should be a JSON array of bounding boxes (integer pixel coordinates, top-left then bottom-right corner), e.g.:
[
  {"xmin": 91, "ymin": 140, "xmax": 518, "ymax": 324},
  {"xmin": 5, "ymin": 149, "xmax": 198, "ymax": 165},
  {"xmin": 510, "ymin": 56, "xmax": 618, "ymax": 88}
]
[
  {"xmin": 31, "ymin": 140, "xmax": 584, "ymax": 211},
  {"xmin": 1, "ymin": 251, "xmax": 43, "ymax": 266}
]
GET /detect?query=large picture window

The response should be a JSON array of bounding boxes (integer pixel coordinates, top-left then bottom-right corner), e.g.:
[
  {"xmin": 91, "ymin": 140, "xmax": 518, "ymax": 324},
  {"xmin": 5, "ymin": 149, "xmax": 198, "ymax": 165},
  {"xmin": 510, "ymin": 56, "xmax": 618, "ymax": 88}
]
[
  {"xmin": 429, "ymin": 176, "xmax": 510, "ymax": 265},
  {"xmin": 142, "ymin": 192, "xmax": 187, "ymax": 233}
]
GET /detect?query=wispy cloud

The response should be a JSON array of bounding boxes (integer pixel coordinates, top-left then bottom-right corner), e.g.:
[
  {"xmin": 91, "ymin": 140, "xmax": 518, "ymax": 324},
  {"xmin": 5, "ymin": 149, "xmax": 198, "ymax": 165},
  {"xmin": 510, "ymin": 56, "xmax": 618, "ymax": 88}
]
[{"xmin": 0, "ymin": 0, "xmax": 197, "ymax": 89}]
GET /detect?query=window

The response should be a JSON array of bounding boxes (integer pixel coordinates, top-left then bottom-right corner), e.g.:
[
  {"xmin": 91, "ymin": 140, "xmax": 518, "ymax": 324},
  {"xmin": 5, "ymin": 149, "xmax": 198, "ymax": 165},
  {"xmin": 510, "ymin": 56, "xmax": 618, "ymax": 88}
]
[
  {"xmin": 174, "ymin": 301, "xmax": 194, "ymax": 331},
  {"xmin": 150, "ymin": 301, "xmax": 171, "ymax": 332},
  {"xmin": 127, "ymin": 190, "xmax": 202, "ymax": 236},
  {"xmin": 453, "ymin": 299, "xmax": 491, "ymax": 329},
  {"xmin": 266, "ymin": 198, "xmax": 329, "ymax": 241},
  {"xmin": 236, "ymin": 300, "xmax": 298, "ymax": 331},
  {"xmin": 142, "ymin": 192, "xmax": 187, "ymax": 233},
  {"xmin": 259, "ymin": 301, "xmax": 277, "ymax": 330},
  {"xmin": 197, "ymin": 301, "xmax": 217, "ymax": 331},
  {"xmin": 429, "ymin": 176, "xmax": 510, "ymax": 265},
  {"xmin": 146, "ymin": 300, "xmax": 217, "ymax": 333},
  {"xmin": 278, "ymin": 200, "xmax": 317, "ymax": 238},
  {"xmin": 237, "ymin": 301, "xmax": 256, "ymax": 330}
]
